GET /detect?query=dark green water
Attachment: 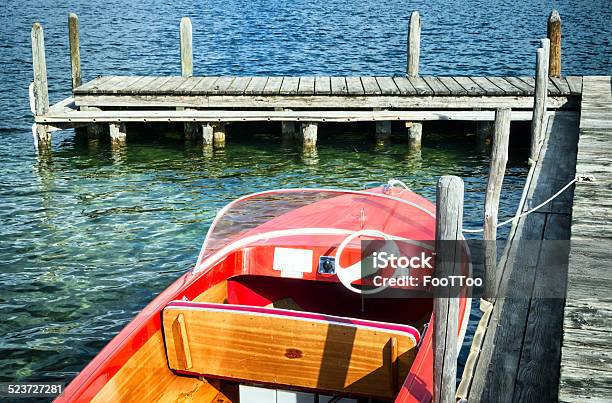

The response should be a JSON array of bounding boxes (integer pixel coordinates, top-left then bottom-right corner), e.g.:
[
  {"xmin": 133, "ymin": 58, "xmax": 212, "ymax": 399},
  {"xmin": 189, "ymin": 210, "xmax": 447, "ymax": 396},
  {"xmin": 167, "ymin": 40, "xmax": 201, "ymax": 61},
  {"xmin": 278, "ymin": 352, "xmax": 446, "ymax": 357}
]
[{"xmin": 0, "ymin": 0, "xmax": 610, "ymax": 395}]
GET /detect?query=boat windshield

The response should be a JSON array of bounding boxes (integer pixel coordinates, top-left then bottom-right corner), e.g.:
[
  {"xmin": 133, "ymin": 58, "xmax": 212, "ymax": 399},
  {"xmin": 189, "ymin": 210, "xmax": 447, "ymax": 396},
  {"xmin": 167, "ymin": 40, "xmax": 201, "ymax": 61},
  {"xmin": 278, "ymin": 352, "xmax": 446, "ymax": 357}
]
[{"xmin": 195, "ymin": 188, "xmax": 435, "ymax": 269}]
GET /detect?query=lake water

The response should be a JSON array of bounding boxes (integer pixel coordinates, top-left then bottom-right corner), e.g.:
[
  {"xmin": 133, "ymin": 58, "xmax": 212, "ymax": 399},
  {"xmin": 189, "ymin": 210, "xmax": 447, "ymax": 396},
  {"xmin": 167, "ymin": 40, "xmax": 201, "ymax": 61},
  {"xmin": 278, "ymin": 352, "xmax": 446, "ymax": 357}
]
[{"xmin": 0, "ymin": 0, "xmax": 610, "ymax": 397}]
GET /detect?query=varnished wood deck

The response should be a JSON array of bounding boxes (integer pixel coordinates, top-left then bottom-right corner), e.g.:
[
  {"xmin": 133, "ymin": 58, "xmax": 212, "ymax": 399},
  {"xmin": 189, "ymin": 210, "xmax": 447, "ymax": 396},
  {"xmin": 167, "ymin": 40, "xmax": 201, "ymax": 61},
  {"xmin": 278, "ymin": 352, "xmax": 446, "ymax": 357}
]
[{"xmin": 559, "ymin": 76, "xmax": 612, "ymax": 402}]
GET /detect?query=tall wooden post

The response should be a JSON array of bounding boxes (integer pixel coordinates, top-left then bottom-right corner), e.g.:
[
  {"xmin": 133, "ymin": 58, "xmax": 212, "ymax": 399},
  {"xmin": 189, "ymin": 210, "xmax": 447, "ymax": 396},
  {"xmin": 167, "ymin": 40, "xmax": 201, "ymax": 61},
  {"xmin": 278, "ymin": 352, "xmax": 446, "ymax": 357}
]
[
  {"xmin": 407, "ymin": 11, "xmax": 421, "ymax": 77},
  {"xmin": 180, "ymin": 17, "xmax": 198, "ymax": 140},
  {"xmin": 547, "ymin": 10, "xmax": 561, "ymax": 77},
  {"xmin": 31, "ymin": 22, "xmax": 50, "ymax": 147},
  {"xmin": 530, "ymin": 40, "xmax": 549, "ymax": 163},
  {"xmin": 180, "ymin": 17, "xmax": 193, "ymax": 77},
  {"xmin": 68, "ymin": 13, "xmax": 82, "ymax": 89},
  {"xmin": 484, "ymin": 108, "xmax": 511, "ymax": 301},
  {"xmin": 434, "ymin": 175, "xmax": 463, "ymax": 403}
]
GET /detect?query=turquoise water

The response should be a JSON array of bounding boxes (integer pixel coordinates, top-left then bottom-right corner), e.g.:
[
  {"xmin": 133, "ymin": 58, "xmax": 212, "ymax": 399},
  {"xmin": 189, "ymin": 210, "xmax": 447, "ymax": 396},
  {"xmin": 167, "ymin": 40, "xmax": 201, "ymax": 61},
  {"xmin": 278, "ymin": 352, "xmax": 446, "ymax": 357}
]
[{"xmin": 0, "ymin": 0, "xmax": 610, "ymax": 395}]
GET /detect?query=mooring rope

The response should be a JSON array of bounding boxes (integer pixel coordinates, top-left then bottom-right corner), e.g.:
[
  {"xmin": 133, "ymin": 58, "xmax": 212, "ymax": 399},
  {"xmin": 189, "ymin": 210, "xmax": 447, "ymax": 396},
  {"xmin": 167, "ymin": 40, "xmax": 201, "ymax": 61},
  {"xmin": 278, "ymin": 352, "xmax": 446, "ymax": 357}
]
[{"xmin": 462, "ymin": 177, "xmax": 578, "ymax": 233}]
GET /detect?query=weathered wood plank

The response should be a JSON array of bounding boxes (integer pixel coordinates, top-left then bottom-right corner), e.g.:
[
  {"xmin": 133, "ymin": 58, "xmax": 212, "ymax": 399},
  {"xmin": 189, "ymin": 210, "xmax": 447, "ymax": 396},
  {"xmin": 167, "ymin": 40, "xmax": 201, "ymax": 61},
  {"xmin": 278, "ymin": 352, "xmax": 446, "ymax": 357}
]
[
  {"xmin": 314, "ymin": 76, "xmax": 331, "ymax": 95},
  {"xmin": 547, "ymin": 78, "xmax": 562, "ymax": 96},
  {"xmin": 74, "ymin": 93, "xmax": 575, "ymax": 110},
  {"xmin": 279, "ymin": 77, "xmax": 299, "ymax": 95},
  {"xmin": 422, "ymin": 76, "xmax": 450, "ymax": 95},
  {"xmin": 244, "ymin": 76, "xmax": 268, "ymax": 95},
  {"xmin": 74, "ymin": 76, "xmax": 113, "ymax": 93},
  {"xmin": 330, "ymin": 77, "xmax": 348, "ymax": 95},
  {"xmin": 470, "ymin": 77, "xmax": 503, "ymax": 95},
  {"xmin": 225, "ymin": 76, "xmax": 252, "ymax": 95},
  {"xmin": 345, "ymin": 77, "xmax": 365, "ymax": 95},
  {"xmin": 298, "ymin": 77, "xmax": 315, "ymax": 95},
  {"xmin": 375, "ymin": 77, "xmax": 400, "ymax": 95},
  {"xmin": 407, "ymin": 77, "xmax": 433, "ymax": 95},
  {"xmin": 156, "ymin": 76, "xmax": 190, "ymax": 94},
  {"xmin": 503, "ymin": 77, "xmax": 533, "ymax": 95},
  {"xmin": 173, "ymin": 77, "xmax": 202, "ymax": 94},
  {"xmin": 189, "ymin": 77, "xmax": 219, "ymax": 95},
  {"xmin": 513, "ymin": 214, "xmax": 571, "ymax": 403},
  {"xmin": 565, "ymin": 76, "xmax": 583, "ymax": 95},
  {"xmin": 392, "ymin": 77, "xmax": 417, "ymax": 95},
  {"xmin": 91, "ymin": 76, "xmax": 134, "ymax": 93},
  {"xmin": 486, "ymin": 77, "xmax": 523, "ymax": 95},
  {"xmin": 38, "ymin": 109, "xmax": 541, "ymax": 124},
  {"xmin": 263, "ymin": 77, "xmax": 283, "ymax": 95},
  {"xmin": 360, "ymin": 77, "xmax": 381, "ymax": 95},
  {"xmin": 123, "ymin": 76, "xmax": 158, "ymax": 93},
  {"xmin": 438, "ymin": 77, "xmax": 468, "ymax": 96},
  {"xmin": 208, "ymin": 77, "xmax": 236, "ymax": 94},
  {"xmin": 550, "ymin": 76, "xmax": 571, "ymax": 95},
  {"xmin": 448, "ymin": 76, "xmax": 480, "ymax": 95}
]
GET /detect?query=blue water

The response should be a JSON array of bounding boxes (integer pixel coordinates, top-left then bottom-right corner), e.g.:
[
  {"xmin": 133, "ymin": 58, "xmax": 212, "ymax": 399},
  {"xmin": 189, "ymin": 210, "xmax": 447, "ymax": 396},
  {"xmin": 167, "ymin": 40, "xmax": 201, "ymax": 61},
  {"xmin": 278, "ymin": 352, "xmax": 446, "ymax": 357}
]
[{"xmin": 0, "ymin": 0, "xmax": 610, "ymax": 397}]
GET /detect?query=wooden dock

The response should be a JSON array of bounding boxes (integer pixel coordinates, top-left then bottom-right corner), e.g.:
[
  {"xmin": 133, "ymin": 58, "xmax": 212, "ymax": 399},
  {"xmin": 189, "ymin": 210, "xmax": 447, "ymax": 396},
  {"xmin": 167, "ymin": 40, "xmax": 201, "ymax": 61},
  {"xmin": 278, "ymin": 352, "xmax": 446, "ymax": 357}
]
[
  {"xmin": 559, "ymin": 76, "xmax": 612, "ymax": 402},
  {"xmin": 30, "ymin": 12, "xmax": 581, "ymax": 153}
]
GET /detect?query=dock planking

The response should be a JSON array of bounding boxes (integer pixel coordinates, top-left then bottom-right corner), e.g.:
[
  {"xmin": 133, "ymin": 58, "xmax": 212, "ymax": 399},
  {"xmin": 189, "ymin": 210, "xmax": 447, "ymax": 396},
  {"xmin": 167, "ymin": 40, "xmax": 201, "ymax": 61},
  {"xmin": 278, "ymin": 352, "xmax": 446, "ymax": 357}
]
[
  {"xmin": 72, "ymin": 76, "xmax": 579, "ymax": 97},
  {"xmin": 466, "ymin": 109, "xmax": 581, "ymax": 403},
  {"xmin": 559, "ymin": 76, "xmax": 612, "ymax": 403}
]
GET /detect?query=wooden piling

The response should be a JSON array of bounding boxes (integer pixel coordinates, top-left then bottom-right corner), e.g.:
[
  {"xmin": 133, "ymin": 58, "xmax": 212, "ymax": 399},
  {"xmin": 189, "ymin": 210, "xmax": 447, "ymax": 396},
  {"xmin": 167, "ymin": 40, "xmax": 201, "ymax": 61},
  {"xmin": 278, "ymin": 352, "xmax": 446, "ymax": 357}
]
[
  {"xmin": 201, "ymin": 124, "xmax": 214, "ymax": 146},
  {"xmin": 31, "ymin": 23, "xmax": 50, "ymax": 147},
  {"xmin": 301, "ymin": 122, "xmax": 318, "ymax": 150},
  {"xmin": 530, "ymin": 41, "xmax": 549, "ymax": 163},
  {"xmin": 213, "ymin": 123, "xmax": 226, "ymax": 148},
  {"xmin": 407, "ymin": 122, "xmax": 422, "ymax": 150},
  {"xmin": 375, "ymin": 121, "xmax": 392, "ymax": 143},
  {"xmin": 433, "ymin": 175, "xmax": 462, "ymax": 403},
  {"xmin": 180, "ymin": 17, "xmax": 193, "ymax": 77},
  {"xmin": 407, "ymin": 11, "xmax": 421, "ymax": 77},
  {"xmin": 483, "ymin": 108, "xmax": 511, "ymax": 301},
  {"xmin": 547, "ymin": 10, "xmax": 561, "ymax": 77},
  {"xmin": 109, "ymin": 122, "xmax": 127, "ymax": 144},
  {"xmin": 31, "ymin": 23, "xmax": 49, "ymax": 116},
  {"xmin": 68, "ymin": 13, "xmax": 82, "ymax": 89}
]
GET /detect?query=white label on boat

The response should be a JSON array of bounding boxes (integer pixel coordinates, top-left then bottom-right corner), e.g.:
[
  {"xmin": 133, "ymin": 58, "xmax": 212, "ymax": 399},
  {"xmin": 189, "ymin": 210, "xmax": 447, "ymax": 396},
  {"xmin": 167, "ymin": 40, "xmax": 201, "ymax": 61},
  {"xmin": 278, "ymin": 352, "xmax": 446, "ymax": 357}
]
[{"xmin": 273, "ymin": 247, "xmax": 313, "ymax": 276}]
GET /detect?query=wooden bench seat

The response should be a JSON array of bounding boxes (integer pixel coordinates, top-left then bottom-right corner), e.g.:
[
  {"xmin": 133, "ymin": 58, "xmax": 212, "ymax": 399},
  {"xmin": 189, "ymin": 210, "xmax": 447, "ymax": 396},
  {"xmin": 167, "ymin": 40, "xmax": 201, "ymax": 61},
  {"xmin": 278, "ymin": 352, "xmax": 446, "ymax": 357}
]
[{"xmin": 162, "ymin": 301, "xmax": 419, "ymax": 399}]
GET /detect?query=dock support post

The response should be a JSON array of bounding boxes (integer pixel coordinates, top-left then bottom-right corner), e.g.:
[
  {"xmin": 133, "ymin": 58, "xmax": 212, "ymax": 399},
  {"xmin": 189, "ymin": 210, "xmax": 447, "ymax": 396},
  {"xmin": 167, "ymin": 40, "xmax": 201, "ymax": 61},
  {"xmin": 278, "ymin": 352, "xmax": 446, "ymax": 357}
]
[
  {"xmin": 179, "ymin": 17, "xmax": 198, "ymax": 139},
  {"xmin": 68, "ymin": 13, "xmax": 82, "ymax": 89},
  {"xmin": 31, "ymin": 22, "xmax": 51, "ymax": 148},
  {"xmin": 434, "ymin": 175, "xmax": 463, "ymax": 403},
  {"xmin": 275, "ymin": 107, "xmax": 296, "ymax": 140},
  {"xmin": 406, "ymin": 11, "xmax": 421, "ymax": 148},
  {"xmin": 483, "ymin": 108, "xmax": 511, "ymax": 301},
  {"xmin": 375, "ymin": 121, "xmax": 392, "ymax": 144},
  {"xmin": 530, "ymin": 40, "xmax": 549, "ymax": 164},
  {"xmin": 547, "ymin": 10, "xmax": 561, "ymax": 77},
  {"xmin": 213, "ymin": 123, "xmax": 226, "ymax": 148},
  {"xmin": 180, "ymin": 17, "xmax": 193, "ymax": 77},
  {"xmin": 200, "ymin": 123, "xmax": 213, "ymax": 146},
  {"xmin": 407, "ymin": 122, "xmax": 422, "ymax": 150},
  {"xmin": 109, "ymin": 122, "xmax": 127, "ymax": 144},
  {"xmin": 406, "ymin": 11, "xmax": 421, "ymax": 77},
  {"xmin": 301, "ymin": 122, "xmax": 318, "ymax": 150}
]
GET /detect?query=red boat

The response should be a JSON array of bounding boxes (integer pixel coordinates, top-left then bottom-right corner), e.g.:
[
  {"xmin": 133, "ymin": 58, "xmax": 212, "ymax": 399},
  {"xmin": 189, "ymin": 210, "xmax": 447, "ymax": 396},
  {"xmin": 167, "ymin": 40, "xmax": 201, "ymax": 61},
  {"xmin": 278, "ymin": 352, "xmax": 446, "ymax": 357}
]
[{"xmin": 57, "ymin": 183, "xmax": 471, "ymax": 402}]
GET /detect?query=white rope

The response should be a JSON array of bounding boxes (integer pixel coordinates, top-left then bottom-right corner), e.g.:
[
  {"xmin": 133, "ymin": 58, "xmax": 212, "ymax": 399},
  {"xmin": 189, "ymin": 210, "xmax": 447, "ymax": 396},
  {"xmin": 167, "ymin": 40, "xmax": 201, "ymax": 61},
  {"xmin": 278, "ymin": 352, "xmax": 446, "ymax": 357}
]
[
  {"xmin": 385, "ymin": 178, "xmax": 411, "ymax": 190},
  {"xmin": 462, "ymin": 178, "xmax": 578, "ymax": 234}
]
